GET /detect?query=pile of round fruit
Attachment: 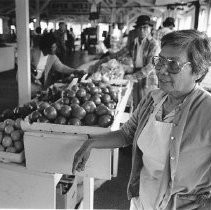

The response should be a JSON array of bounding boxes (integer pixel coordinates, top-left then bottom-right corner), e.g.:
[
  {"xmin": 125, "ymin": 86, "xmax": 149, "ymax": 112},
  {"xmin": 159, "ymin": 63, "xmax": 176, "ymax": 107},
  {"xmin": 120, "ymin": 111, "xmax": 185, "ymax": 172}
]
[
  {"xmin": 28, "ymin": 82, "xmax": 119, "ymax": 128},
  {"xmin": 0, "ymin": 118, "xmax": 24, "ymax": 153}
]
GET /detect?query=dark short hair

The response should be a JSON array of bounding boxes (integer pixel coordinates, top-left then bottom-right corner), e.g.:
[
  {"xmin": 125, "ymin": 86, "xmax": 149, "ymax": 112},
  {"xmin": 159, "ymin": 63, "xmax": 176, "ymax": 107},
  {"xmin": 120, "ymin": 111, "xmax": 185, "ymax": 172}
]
[
  {"xmin": 161, "ymin": 29, "xmax": 211, "ymax": 83},
  {"xmin": 39, "ymin": 33, "xmax": 57, "ymax": 55},
  {"xmin": 163, "ymin": 17, "xmax": 175, "ymax": 27},
  {"xmin": 35, "ymin": 26, "xmax": 41, "ymax": 34},
  {"xmin": 59, "ymin": 22, "xmax": 65, "ymax": 27}
]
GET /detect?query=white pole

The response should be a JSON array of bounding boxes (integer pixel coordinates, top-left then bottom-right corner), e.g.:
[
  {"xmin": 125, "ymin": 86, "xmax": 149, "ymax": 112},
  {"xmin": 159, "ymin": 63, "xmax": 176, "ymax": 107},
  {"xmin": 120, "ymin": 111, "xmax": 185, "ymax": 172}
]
[
  {"xmin": 83, "ymin": 177, "xmax": 94, "ymax": 209},
  {"xmin": 15, "ymin": 0, "xmax": 31, "ymax": 105}
]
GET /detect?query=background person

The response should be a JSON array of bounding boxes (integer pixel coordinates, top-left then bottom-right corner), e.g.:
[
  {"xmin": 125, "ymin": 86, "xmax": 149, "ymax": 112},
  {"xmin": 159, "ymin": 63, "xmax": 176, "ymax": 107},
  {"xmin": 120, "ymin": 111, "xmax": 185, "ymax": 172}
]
[
  {"xmin": 54, "ymin": 22, "xmax": 67, "ymax": 62},
  {"xmin": 31, "ymin": 33, "xmax": 75, "ymax": 95},
  {"xmin": 125, "ymin": 15, "xmax": 160, "ymax": 109},
  {"xmin": 72, "ymin": 30, "xmax": 211, "ymax": 210},
  {"xmin": 156, "ymin": 17, "xmax": 175, "ymax": 45}
]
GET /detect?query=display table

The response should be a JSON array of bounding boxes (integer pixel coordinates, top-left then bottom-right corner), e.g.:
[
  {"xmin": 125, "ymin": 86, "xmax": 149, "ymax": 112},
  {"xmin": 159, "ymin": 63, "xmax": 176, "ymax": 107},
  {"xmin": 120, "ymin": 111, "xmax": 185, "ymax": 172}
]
[
  {"xmin": 0, "ymin": 81, "xmax": 133, "ymax": 209},
  {"xmin": 0, "ymin": 162, "xmax": 62, "ymax": 208}
]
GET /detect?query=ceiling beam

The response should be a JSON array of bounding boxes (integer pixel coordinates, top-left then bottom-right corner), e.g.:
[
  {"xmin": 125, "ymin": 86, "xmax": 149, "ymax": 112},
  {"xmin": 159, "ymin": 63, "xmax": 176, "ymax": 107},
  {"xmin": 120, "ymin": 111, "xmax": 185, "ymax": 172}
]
[{"xmin": 40, "ymin": 0, "xmax": 51, "ymax": 12}]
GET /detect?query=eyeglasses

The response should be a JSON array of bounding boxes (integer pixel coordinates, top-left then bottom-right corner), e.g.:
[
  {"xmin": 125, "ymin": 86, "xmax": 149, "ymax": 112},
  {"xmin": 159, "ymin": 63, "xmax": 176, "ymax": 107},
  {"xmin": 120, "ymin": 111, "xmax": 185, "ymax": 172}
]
[{"xmin": 152, "ymin": 56, "xmax": 191, "ymax": 74}]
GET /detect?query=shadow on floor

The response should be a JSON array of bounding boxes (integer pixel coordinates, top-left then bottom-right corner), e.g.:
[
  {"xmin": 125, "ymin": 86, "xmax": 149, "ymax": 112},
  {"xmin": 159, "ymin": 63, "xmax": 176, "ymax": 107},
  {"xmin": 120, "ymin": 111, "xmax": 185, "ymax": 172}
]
[{"xmin": 94, "ymin": 147, "xmax": 132, "ymax": 210}]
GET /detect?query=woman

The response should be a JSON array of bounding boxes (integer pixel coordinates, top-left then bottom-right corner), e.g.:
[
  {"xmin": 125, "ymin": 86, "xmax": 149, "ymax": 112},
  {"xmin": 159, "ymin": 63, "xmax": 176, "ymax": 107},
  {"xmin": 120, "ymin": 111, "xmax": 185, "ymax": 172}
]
[
  {"xmin": 31, "ymin": 33, "xmax": 75, "ymax": 94},
  {"xmin": 72, "ymin": 30, "xmax": 211, "ymax": 210}
]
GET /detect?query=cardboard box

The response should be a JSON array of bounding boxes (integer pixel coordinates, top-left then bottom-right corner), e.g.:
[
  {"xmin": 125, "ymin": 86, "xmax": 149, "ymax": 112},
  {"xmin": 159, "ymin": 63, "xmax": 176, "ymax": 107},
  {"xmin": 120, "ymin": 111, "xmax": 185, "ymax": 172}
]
[
  {"xmin": 23, "ymin": 131, "xmax": 112, "ymax": 180},
  {"xmin": 56, "ymin": 176, "xmax": 77, "ymax": 209},
  {"xmin": 0, "ymin": 150, "xmax": 25, "ymax": 164}
]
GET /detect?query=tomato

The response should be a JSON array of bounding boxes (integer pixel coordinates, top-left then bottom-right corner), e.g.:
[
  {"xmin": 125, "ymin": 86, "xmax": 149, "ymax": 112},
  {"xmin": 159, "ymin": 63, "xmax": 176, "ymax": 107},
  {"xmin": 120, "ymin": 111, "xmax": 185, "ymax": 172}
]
[
  {"xmin": 4, "ymin": 125, "xmax": 14, "ymax": 135},
  {"xmin": 76, "ymin": 88, "xmax": 87, "ymax": 98},
  {"xmin": 59, "ymin": 105, "xmax": 72, "ymax": 118},
  {"xmin": 81, "ymin": 93, "xmax": 91, "ymax": 103},
  {"xmin": 101, "ymin": 94, "xmax": 111, "ymax": 104},
  {"xmin": 90, "ymin": 86, "xmax": 99, "ymax": 95},
  {"xmin": 84, "ymin": 113, "xmax": 98, "ymax": 126},
  {"xmin": 90, "ymin": 95, "xmax": 101, "ymax": 106},
  {"xmin": 52, "ymin": 102, "xmax": 62, "ymax": 112},
  {"xmin": 68, "ymin": 118, "xmax": 82, "ymax": 126},
  {"xmin": 70, "ymin": 97, "xmax": 80, "ymax": 105},
  {"xmin": 2, "ymin": 136, "xmax": 13, "ymax": 147},
  {"xmin": 82, "ymin": 101, "xmax": 96, "ymax": 113},
  {"xmin": 60, "ymin": 97, "xmax": 70, "ymax": 105},
  {"xmin": 37, "ymin": 101, "xmax": 50, "ymax": 113},
  {"xmin": 29, "ymin": 110, "xmax": 43, "ymax": 123},
  {"xmin": 6, "ymin": 146, "xmax": 17, "ymax": 153},
  {"xmin": 96, "ymin": 104, "xmax": 110, "ymax": 116},
  {"xmin": 11, "ymin": 130, "xmax": 22, "ymax": 141},
  {"xmin": 71, "ymin": 106, "xmax": 86, "ymax": 120},
  {"xmin": 54, "ymin": 116, "xmax": 67, "ymax": 125},
  {"xmin": 4, "ymin": 119, "xmax": 15, "ymax": 126},
  {"xmin": 66, "ymin": 89, "xmax": 76, "ymax": 98},
  {"xmin": 43, "ymin": 106, "xmax": 58, "ymax": 120},
  {"xmin": 14, "ymin": 141, "xmax": 24, "ymax": 152},
  {"xmin": 98, "ymin": 114, "xmax": 113, "ymax": 127},
  {"xmin": 14, "ymin": 118, "xmax": 22, "ymax": 129},
  {"xmin": 37, "ymin": 116, "xmax": 49, "ymax": 123}
]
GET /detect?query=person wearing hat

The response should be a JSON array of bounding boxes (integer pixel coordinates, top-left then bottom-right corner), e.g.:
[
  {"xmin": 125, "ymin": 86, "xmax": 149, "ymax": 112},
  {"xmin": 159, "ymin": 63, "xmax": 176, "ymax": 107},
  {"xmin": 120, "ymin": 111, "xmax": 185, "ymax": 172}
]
[
  {"xmin": 157, "ymin": 17, "xmax": 175, "ymax": 42},
  {"xmin": 125, "ymin": 15, "xmax": 160, "ymax": 109}
]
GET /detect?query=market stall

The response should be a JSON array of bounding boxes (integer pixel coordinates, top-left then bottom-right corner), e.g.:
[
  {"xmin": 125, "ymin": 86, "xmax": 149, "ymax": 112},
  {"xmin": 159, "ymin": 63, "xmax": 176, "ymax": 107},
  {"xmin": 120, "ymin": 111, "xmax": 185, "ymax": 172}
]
[{"xmin": 0, "ymin": 62, "xmax": 133, "ymax": 208}]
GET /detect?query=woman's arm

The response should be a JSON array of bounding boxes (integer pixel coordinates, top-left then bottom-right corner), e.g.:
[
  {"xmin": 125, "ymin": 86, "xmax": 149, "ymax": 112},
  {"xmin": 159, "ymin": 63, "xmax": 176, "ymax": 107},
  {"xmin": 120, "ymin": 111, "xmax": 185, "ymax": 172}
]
[
  {"xmin": 72, "ymin": 130, "xmax": 129, "ymax": 174},
  {"xmin": 52, "ymin": 55, "xmax": 75, "ymax": 74},
  {"xmin": 89, "ymin": 130, "xmax": 130, "ymax": 149}
]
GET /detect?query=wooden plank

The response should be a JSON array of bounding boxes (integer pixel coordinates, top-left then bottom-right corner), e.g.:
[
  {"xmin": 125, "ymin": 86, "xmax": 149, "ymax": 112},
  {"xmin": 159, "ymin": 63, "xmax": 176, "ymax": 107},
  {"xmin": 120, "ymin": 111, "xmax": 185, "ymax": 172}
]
[
  {"xmin": 24, "ymin": 132, "xmax": 112, "ymax": 180},
  {"xmin": 0, "ymin": 162, "xmax": 62, "ymax": 208},
  {"xmin": 83, "ymin": 177, "xmax": 94, "ymax": 210}
]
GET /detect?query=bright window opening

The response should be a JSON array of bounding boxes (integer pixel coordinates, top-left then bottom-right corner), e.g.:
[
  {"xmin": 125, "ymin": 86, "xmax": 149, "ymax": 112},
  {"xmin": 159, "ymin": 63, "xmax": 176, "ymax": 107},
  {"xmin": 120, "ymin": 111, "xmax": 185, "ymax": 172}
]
[
  {"xmin": 40, "ymin": 21, "xmax": 48, "ymax": 33},
  {"xmin": 47, "ymin": 22, "xmax": 54, "ymax": 31},
  {"xmin": 0, "ymin": 18, "xmax": 3, "ymax": 34}
]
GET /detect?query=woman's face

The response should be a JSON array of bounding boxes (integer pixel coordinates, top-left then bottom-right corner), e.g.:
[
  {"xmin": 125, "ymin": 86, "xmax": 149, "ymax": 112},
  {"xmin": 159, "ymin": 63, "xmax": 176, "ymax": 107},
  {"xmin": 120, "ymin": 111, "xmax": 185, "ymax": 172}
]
[{"xmin": 156, "ymin": 45, "xmax": 198, "ymax": 98}]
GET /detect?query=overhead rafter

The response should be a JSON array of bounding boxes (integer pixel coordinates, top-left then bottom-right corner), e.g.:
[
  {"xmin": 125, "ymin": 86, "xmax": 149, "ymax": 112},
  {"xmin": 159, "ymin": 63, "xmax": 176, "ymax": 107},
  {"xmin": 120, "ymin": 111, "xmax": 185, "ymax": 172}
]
[{"xmin": 40, "ymin": 0, "xmax": 51, "ymax": 12}]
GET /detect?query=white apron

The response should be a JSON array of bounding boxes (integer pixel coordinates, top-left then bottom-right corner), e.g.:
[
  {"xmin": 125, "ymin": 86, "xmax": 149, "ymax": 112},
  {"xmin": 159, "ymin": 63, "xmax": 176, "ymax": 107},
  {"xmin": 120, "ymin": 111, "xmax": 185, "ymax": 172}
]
[{"xmin": 130, "ymin": 96, "xmax": 173, "ymax": 210}]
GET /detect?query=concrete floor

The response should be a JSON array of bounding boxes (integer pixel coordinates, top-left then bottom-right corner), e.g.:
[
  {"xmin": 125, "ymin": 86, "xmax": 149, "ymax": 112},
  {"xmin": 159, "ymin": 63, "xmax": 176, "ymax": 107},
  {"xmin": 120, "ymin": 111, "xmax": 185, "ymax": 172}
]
[{"xmin": 0, "ymin": 50, "xmax": 132, "ymax": 209}]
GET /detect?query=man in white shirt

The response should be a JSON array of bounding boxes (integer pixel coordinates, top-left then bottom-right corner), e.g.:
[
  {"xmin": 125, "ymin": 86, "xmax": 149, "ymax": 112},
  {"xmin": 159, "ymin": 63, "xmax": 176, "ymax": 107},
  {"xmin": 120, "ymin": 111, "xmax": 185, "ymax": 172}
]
[{"xmin": 126, "ymin": 15, "xmax": 160, "ymax": 109}]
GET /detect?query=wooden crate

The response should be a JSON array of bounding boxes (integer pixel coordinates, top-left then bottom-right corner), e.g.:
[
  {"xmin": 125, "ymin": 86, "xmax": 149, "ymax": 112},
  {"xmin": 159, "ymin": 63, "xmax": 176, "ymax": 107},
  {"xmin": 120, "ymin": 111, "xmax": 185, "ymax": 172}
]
[
  {"xmin": 21, "ymin": 81, "xmax": 133, "ymax": 135},
  {"xmin": 22, "ymin": 81, "xmax": 133, "ymax": 179},
  {"xmin": 0, "ymin": 151, "xmax": 25, "ymax": 164},
  {"xmin": 23, "ymin": 131, "xmax": 112, "ymax": 180}
]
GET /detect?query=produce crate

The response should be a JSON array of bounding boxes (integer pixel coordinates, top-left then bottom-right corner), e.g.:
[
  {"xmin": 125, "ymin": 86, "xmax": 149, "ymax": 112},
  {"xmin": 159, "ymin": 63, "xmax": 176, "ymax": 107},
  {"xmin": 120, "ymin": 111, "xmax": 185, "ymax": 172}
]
[
  {"xmin": 21, "ymin": 81, "xmax": 133, "ymax": 135},
  {"xmin": 0, "ymin": 150, "xmax": 25, "ymax": 163},
  {"xmin": 23, "ymin": 131, "xmax": 111, "ymax": 179},
  {"xmin": 21, "ymin": 81, "xmax": 133, "ymax": 178}
]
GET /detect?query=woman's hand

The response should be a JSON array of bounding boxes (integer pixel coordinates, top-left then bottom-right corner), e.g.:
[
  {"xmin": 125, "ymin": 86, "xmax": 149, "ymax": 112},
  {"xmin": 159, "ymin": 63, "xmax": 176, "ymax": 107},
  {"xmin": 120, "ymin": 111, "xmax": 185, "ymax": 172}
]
[{"xmin": 72, "ymin": 140, "xmax": 93, "ymax": 174}]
